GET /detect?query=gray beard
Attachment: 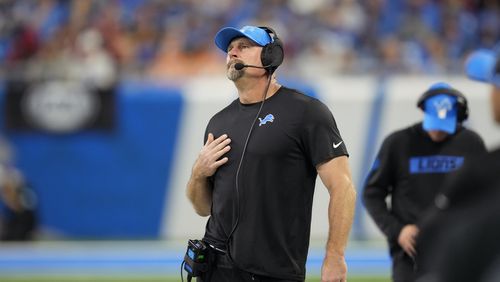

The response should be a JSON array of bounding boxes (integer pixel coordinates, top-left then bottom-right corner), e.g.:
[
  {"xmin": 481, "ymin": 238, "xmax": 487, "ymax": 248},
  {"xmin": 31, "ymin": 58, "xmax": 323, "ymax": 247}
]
[{"xmin": 227, "ymin": 68, "xmax": 243, "ymax": 81}]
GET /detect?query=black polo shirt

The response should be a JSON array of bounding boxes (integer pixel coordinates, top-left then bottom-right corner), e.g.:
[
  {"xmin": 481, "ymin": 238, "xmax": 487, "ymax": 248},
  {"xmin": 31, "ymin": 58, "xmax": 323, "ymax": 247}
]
[{"xmin": 202, "ymin": 86, "xmax": 348, "ymax": 281}]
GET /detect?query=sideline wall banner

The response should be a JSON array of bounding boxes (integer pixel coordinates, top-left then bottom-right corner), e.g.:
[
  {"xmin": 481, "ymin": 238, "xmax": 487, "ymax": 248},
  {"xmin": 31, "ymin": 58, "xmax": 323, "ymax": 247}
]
[
  {"xmin": 0, "ymin": 80, "xmax": 183, "ymax": 238},
  {"xmin": 4, "ymin": 79, "xmax": 115, "ymax": 134}
]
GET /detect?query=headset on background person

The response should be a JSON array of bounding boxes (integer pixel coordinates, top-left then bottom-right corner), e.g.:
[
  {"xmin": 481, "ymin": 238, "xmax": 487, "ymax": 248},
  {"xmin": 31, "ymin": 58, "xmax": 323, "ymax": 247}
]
[{"xmin": 417, "ymin": 86, "xmax": 469, "ymax": 123}]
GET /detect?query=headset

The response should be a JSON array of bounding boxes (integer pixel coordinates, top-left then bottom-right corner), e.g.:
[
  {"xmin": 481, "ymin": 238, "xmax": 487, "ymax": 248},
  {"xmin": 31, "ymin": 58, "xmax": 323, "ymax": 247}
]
[
  {"xmin": 416, "ymin": 87, "xmax": 469, "ymax": 123},
  {"xmin": 258, "ymin": 26, "xmax": 284, "ymax": 73}
]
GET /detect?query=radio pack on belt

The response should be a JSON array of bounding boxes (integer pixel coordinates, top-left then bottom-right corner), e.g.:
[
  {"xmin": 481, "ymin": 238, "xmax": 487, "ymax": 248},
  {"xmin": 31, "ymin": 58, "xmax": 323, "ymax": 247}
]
[{"xmin": 182, "ymin": 239, "xmax": 209, "ymax": 281}]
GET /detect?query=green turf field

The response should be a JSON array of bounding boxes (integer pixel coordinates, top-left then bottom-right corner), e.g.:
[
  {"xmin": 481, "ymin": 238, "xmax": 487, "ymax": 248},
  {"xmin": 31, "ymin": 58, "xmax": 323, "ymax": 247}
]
[{"xmin": 0, "ymin": 276, "xmax": 390, "ymax": 282}]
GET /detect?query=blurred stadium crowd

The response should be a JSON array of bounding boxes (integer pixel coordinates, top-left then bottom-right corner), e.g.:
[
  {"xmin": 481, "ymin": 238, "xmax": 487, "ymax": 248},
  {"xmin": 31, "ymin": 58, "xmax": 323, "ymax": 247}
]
[{"xmin": 0, "ymin": 0, "xmax": 498, "ymax": 80}]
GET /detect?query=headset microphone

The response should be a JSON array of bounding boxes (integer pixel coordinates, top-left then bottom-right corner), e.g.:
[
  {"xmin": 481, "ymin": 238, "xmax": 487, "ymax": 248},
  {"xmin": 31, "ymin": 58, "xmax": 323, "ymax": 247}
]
[{"xmin": 234, "ymin": 63, "xmax": 270, "ymax": 70}]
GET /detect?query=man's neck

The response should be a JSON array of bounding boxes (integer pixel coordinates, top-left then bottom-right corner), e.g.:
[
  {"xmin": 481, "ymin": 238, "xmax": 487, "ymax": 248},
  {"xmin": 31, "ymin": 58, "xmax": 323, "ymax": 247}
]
[{"xmin": 235, "ymin": 76, "xmax": 281, "ymax": 104}]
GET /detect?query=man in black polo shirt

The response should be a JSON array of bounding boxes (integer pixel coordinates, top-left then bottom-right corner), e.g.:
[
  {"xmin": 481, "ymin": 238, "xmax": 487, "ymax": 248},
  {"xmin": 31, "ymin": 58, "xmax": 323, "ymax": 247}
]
[
  {"xmin": 186, "ymin": 25, "xmax": 356, "ymax": 282},
  {"xmin": 362, "ymin": 82, "xmax": 486, "ymax": 282}
]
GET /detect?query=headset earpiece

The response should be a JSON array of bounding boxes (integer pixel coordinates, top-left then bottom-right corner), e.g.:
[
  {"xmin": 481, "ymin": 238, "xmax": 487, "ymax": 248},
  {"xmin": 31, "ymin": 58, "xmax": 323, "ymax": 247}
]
[
  {"xmin": 417, "ymin": 87, "xmax": 469, "ymax": 122},
  {"xmin": 258, "ymin": 26, "xmax": 284, "ymax": 73}
]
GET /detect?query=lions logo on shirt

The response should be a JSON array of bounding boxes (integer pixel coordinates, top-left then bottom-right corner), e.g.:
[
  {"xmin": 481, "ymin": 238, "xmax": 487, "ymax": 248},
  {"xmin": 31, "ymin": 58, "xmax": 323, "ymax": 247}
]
[{"xmin": 259, "ymin": 114, "xmax": 274, "ymax": 126}]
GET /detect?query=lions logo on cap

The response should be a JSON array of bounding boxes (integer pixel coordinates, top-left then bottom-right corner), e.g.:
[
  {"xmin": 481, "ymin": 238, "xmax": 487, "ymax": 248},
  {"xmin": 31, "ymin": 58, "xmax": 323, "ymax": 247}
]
[{"xmin": 434, "ymin": 97, "xmax": 453, "ymax": 119}]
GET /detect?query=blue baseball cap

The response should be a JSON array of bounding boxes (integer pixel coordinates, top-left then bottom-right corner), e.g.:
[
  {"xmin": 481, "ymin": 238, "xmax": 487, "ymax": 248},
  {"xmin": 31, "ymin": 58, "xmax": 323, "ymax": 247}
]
[
  {"xmin": 423, "ymin": 93, "xmax": 458, "ymax": 134},
  {"xmin": 465, "ymin": 49, "xmax": 500, "ymax": 87},
  {"xmin": 214, "ymin": 26, "xmax": 272, "ymax": 52}
]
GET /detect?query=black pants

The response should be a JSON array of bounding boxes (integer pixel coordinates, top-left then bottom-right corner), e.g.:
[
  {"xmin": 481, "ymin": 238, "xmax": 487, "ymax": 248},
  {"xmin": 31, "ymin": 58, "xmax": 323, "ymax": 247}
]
[
  {"xmin": 392, "ymin": 250, "xmax": 417, "ymax": 282},
  {"xmin": 197, "ymin": 250, "xmax": 301, "ymax": 282}
]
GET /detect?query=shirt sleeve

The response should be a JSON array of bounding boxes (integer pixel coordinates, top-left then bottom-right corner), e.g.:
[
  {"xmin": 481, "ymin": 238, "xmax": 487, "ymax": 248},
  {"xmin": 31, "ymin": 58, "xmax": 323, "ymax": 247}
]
[
  {"xmin": 300, "ymin": 99, "xmax": 348, "ymax": 167},
  {"xmin": 362, "ymin": 134, "xmax": 405, "ymax": 242}
]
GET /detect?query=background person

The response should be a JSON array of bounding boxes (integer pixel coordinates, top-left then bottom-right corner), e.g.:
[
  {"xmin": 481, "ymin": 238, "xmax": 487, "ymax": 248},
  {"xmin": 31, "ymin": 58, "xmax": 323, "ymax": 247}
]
[
  {"xmin": 416, "ymin": 47, "xmax": 500, "ymax": 282},
  {"xmin": 362, "ymin": 82, "xmax": 487, "ymax": 282},
  {"xmin": 0, "ymin": 166, "xmax": 38, "ymax": 241}
]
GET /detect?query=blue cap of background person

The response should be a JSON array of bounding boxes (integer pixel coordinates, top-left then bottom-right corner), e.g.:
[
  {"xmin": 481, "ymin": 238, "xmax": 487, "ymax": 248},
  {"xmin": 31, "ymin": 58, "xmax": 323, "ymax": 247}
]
[
  {"xmin": 214, "ymin": 26, "xmax": 272, "ymax": 52},
  {"xmin": 422, "ymin": 83, "xmax": 458, "ymax": 134},
  {"xmin": 465, "ymin": 49, "xmax": 500, "ymax": 87}
]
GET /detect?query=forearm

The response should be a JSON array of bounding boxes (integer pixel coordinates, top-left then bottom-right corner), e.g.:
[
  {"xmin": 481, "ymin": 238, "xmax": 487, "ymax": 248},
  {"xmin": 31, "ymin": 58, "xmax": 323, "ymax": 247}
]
[
  {"xmin": 186, "ymin": 174, "xmax": 212, "ymax": 217},
  {"xmin": 325, "ymin": 177, "xmax": 356, "ymax": 258}
]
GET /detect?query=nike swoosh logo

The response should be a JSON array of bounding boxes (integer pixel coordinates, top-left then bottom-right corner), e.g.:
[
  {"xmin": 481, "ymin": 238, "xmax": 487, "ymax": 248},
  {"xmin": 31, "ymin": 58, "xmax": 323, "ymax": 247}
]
[{"xmin": 333, "ymin": 141, "xmax": 343, "ymax": 149}]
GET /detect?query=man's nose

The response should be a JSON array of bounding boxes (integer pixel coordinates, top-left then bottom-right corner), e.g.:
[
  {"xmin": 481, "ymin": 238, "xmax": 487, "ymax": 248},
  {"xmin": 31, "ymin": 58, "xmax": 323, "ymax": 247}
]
[{"xmin": 228, "ymin": 48, "xmax": 239, "ymax": 58}]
